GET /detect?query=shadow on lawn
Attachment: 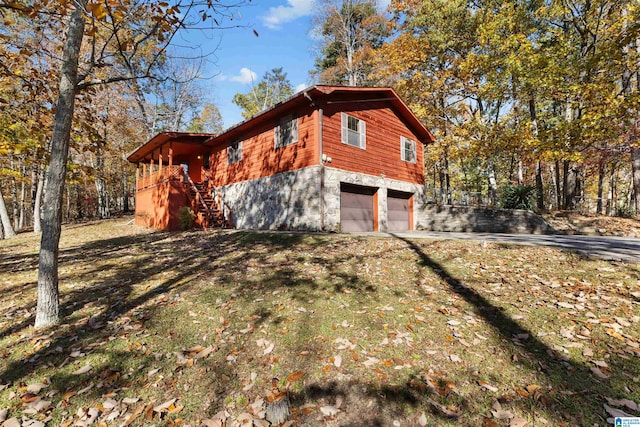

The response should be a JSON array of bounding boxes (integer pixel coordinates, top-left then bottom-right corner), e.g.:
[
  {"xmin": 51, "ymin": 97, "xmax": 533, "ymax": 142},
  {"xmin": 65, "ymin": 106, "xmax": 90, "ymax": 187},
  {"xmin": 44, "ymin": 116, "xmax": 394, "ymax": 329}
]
[
  {"xmin": 1, "ymin": 230, "xmax": 637, "ymax": 426},
  {"xmin": 0, "ymin": 230, "xmax": 257, "ymax": 380},
  {"xmin": 391, "ymin": 234, "xmax": 639, "ymax": 426}
]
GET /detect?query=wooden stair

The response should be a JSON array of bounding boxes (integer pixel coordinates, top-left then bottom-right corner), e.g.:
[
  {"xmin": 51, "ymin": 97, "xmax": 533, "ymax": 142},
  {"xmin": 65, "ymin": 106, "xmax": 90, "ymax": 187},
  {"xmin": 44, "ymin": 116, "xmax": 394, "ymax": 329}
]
[{"xmin": 189, "ymin": 182, "xmax": 229, "ymax": 230}]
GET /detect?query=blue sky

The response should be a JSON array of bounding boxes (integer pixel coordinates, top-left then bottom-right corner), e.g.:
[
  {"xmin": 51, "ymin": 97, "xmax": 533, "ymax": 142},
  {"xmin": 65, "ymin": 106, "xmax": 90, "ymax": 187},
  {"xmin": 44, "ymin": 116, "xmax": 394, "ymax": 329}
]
[{"xmin": 180, "ymin": 0, "xmax": 321, "ymax": 128}]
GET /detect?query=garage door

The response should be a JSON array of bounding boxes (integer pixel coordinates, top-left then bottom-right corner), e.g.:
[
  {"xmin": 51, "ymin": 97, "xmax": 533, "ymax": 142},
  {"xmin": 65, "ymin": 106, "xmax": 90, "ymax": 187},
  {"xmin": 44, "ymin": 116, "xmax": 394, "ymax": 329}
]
[
  {"xmin": 387, "ymin": 190, "xmax": 412, "ymax": 231},
  {"xmin": 340, "ymin": 183, "xmax": 376, "ymax": 232}
]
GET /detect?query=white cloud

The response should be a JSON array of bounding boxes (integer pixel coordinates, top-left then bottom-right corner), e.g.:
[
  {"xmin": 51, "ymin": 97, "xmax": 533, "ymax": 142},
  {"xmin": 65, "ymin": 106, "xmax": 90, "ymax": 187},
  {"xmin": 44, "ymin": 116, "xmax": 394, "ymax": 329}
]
[
  {"xmin": 229, "ymin": 67, "xmax": 258, "ymax": 84},
  {"xmin": 262, "ymin": 0, "xmax": 315, "ymax": 30},
  {"xmin": 294, "ymin": 83, "xmax": 307, "ymax": 93}
]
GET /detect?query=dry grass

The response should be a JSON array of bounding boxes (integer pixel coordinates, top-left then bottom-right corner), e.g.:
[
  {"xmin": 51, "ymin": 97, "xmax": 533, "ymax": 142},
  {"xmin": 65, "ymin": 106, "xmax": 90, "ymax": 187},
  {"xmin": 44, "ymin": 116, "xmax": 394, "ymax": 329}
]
[{"xmin": 0, "ymin": 218, "xmax": 639, "ymax": 426}]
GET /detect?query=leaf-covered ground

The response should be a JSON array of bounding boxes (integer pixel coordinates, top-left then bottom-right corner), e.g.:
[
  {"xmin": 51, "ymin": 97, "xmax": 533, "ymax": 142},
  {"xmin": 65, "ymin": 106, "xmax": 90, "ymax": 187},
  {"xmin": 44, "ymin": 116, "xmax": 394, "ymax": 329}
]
[{"xmin": 0, "ymin": 219, "xmax": 639, "ymax": 427}]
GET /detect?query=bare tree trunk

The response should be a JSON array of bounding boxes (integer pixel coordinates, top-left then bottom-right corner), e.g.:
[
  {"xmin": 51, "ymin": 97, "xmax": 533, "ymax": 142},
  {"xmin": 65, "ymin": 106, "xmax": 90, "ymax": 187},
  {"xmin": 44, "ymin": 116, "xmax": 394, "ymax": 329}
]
[
  {"xmin": 632, "ymin": 147, "xmax": 640, "ymax": 215},
  {"xmin": 19, "ymin": 163, "xmax": 26, "ymax": 229},
  {"xmin": 517, "ymin": 159, "xmax": 524, "ymax": 186},
  {"xmin": 36, "ymin": 0, "xmax": 87, "ymax": 328},
  {"xmin": 597, "ymin": 161, "xmax": 606, "ymax": 215},
  {"xmin": 528, "ymin": 97, "xmax": 544, "ymax": 210},
  {"xmin": 607, "ymin": 164, "xmax": 616, "ymax": 216},
  {"xmin": 33, "ymin": 167, "xmax": 45, "ymax": 233},
  {"xmin": 487, "ymin": 159, "xmax": 498, "ymax": 206},
  {"xmin": 0, "ymin": 188, "xmax": 16, "ymax": 238},
  {"xmin": 565, "ymin": 163, "xmax": 581, "ymax": 210},
  {"xmin": 554, "ymin": 160, "xmax": 562, "ymax": 209},
  {"xmin": 95, "ymin": 151, "xmax": 109, "ymax": 218},
  {"xmin": 9, "ymin": 154, "xmax": 19, "ymax": 230}
]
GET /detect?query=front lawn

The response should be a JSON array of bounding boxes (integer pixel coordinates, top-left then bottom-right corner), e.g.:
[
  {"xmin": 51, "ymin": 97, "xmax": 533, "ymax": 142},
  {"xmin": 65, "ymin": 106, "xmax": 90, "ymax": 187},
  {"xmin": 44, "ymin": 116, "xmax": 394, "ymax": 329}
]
[{"xmin": 0, "ymin": 219, "xmax": 638, "ymax": 426}]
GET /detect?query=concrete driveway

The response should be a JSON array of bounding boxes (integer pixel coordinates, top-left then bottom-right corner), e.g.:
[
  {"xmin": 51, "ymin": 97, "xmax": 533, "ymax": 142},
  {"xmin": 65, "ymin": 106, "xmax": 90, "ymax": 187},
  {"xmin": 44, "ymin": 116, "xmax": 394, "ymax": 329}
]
[{"xmin": 362, "ymin": 231, "xmax": 640, "ymax": 263}]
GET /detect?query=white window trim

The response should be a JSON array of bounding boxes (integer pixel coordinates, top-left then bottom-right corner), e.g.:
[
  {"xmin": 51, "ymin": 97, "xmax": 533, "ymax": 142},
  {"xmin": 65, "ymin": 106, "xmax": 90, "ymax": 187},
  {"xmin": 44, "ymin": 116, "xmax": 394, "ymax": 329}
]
[
  {"xmin": 341, "ymin": 112, "xmax": 366, "ymax": 149},
  {"xmin": 227, "ymin": 140, "xmax": 242, "ymax": 165},
  {"xmin": 274, "ymin": 114, "xmax": 299, "ymax": 149},
  {"xmin": 400, "ymin": 136, "xmax": 417, "ymax": 164}
]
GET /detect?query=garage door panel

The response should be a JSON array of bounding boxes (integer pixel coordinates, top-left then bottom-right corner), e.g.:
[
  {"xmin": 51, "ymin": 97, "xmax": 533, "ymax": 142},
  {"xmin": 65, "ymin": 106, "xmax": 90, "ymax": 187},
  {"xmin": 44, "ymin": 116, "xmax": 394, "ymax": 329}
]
[
  {"xmin": 340, "ymin": 186, "xmax": 375, "ymax": 232},
  {"xmin": 387, "ymin": 191, "xmax": 411, "ymax": 231}
]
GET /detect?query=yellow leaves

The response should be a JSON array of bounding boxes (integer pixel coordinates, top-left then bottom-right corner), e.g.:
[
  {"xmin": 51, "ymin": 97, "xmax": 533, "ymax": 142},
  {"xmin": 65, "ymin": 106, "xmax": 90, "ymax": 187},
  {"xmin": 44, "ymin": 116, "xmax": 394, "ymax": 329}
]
[{"xmin": 87, "ymin": 2, "xmax": 108, "ymax": 20}]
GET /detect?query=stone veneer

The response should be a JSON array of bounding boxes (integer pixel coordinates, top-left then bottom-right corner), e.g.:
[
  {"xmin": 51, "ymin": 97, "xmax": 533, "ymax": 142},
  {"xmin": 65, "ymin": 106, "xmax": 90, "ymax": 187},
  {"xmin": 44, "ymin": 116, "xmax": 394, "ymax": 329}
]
[
  {"xmin": 215, "ymin": 165, "xmax": 427, "ymax": 232},
  {"xmin": 214, "ymin": 166, "xmax": 554, "ymax": 234},
  {"xmin": 215, "ymin": 166, "xmax": 323, "ymax": 230},
  {"xmin": 322, "ymin": 166, "xmax": 426, "ymax": 232},
  {"xmin": 418, "ymin": 204, "xmax": 555, "ymax": 234}
]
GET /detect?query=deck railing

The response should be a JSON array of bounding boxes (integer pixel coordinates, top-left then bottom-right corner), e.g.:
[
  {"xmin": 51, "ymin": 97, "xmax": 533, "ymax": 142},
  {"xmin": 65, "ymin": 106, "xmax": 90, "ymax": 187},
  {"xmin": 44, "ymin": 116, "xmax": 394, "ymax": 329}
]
[{"xmin": 137, "ymin": 165, "xmax": 183, "ymax": 190}]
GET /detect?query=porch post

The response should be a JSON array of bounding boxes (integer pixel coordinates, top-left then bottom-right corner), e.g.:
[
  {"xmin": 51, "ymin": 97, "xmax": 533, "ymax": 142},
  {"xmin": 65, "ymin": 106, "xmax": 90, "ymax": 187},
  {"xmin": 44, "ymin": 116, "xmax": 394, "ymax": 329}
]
[
  {"xmin": 159, "ymin": 149, "xmax": 163, "ymax": 170},
  {"xmin": 150, "ymin": 157, "xmax": 154, "ymax": 175},
  {"xmin": 168, "ymin": 142, "xmax": 173, "ymax": 168}
]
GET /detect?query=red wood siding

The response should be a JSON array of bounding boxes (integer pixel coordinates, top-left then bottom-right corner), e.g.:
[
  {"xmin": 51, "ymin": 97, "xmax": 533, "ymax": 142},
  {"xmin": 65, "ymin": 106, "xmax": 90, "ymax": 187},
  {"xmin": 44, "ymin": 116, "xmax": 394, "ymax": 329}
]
[
  {"xmin": 209, "ymin": 107, "xmax": 317, "ymax": 186},
  {"xmin": 134, "ymin": 181, "xmax": 189, "ymax": 231},
  {"xmin": 322, "ymin": 102, "xmax": 425, "ymax": 185}
]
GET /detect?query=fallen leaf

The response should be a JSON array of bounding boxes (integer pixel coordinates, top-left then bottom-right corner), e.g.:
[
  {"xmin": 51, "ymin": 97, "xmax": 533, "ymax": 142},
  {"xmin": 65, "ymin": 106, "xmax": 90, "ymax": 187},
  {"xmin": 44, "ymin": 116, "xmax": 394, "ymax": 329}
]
[
  {"xmin": 449, "ymin": 354, "xmax": 461, "ymax": 363},
  {"xmin": 427, "ymin": 398, "xmax": 459, "ymax": 418},
  {"xmin": 263, "ymin": 342, "xmax": 275, "ymax": 355},
  {"xmin": 605, "ymin": 397, "xmax": 639, "ymax": 412},
  {"xmin": 509, "ymin": 416, "xmax": 527, "ymax": 427},
  {"xmin": 72, "ymin": 364, "xmax": 92, "ymax": 375},
  {"xmin": 127, "ymin": 405, "xmax": 148, "ymax": 424},
  {"xmin": 286, "ymin": 371, "xmax": 305, "ymax": 383},
  {"xmin": 590, "ymin": 367, "xmax": 610, "ymax": 379},
  {"xmin": 334, "ymin": 354, "xmax": 342, "ymax": 368},
  {"xmin": 478, "ymin": 381, "xmax": 498, "ymax": 392},
  {"xmin": 26, "ymin": 383, "xmax": 48, "ymax": 394},
  {"xmin": 363, "ymin": 357, "xmax": 379, "ymax": 367},
  {"xmin": 417, "ymin": 412, "xmax": 427, "ymax": 426},
  {"xmin": 320, "ymin": 405, "xmax": 340, "ymax": 417},
  {"xmin": 604, "ymin": 403, "xmax": 633, "ymax": 418},
  {"xmin": 153, "ymin": 398, "xmax": 177, "ymax": 412},
  {"xmin": 195, "ymin": 346, "xmax": 215, "ymax": 359},
  {"xmin": 491, "ymin": 409, "xmax": 514, "ymax": 420},
  {"xmin": 2, "ymin": 418, "xmax": 21, "ymax": 427}
]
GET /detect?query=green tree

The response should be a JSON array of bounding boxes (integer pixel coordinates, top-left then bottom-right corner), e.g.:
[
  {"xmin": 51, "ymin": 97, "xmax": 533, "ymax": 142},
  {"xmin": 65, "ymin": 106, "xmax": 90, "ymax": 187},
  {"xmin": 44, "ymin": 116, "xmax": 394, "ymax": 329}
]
[
  {"xmin": 313, "ymin": 0, "xmax": 389, "ymax": 86},
  {"xmin": 187, "ymin": 103, "xmax": 224, "ymax": 134},
  {"xmin": 0, "ymin": 0, "xmax": 240, "ymax": 328},
  {"xmin": 232, "ymin": 68, "xmax": 294, "ymax": 120}
]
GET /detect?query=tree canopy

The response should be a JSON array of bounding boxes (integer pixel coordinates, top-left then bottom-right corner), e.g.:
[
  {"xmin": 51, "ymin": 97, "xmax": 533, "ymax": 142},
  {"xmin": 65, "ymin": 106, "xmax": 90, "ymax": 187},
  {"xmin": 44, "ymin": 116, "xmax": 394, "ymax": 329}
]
[{"xmin": 232, "ymin": 67, "xmax": 294, "ymax": 119}]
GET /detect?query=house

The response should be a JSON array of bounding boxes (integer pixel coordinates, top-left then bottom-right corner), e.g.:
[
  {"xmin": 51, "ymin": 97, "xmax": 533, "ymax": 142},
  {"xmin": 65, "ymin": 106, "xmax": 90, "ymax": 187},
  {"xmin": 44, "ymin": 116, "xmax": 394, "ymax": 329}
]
[{"xmin": 127, "ymin": 85, "xmax": 435, "ymax": 232}]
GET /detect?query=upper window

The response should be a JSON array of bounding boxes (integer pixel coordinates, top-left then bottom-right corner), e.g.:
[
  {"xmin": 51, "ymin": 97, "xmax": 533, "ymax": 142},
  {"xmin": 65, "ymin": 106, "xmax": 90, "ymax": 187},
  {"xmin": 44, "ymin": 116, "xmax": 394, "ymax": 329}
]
[
  {"xmin": 275, "ymin": 114, "xmax": 298, "ymax": 148},
  {"xmin": 227, "ymin": 140, "xmax": 242, "ymax": 165},
  {"xmin": 341, "ymin": 112, "xmax": 366, "ymax": 149},
  {"xmin": 401, "ymin": 136, "xmax": 416, "ymax": 163}
]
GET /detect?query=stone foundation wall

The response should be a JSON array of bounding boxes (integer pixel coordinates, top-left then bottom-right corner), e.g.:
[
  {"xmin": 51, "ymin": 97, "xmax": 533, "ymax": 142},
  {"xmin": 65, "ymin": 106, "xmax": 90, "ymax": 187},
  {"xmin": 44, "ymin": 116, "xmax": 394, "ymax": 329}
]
[
  {"xmin": 217, "ymin": 166, "xmax": 322, "ymax": 230},
  {"xmin": 418, "ymin": 204, "xmax": 555, "ymax": 234}
]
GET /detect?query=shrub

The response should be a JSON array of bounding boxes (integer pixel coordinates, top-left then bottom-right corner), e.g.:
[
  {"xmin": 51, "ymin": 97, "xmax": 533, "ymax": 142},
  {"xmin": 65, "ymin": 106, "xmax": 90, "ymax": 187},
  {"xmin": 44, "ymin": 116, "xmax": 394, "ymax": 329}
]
[
  {"xmin": 501, "ymin": 185, "xmax": 537, "ymax": 211},
  {"xmin": 615, "ymin": 205, "xmax": 635, "ymax": 218},
  {"xmin": 178, "ymin": 206, "xmax": 196, "ymax": 230}
]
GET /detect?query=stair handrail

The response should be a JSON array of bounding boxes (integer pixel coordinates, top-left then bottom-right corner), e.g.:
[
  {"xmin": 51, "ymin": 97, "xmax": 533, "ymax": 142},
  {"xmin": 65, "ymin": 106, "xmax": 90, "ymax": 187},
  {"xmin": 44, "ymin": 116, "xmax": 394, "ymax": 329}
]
[{"xmin": 183, "ymin": 166, "xmax": 210, "ymax": 217}]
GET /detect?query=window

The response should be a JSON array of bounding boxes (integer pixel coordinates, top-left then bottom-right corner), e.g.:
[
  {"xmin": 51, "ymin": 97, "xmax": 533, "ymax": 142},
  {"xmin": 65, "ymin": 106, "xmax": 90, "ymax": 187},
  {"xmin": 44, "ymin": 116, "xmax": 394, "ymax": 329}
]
[
  {"xmin": 341, "ymin": 113, "xmax": 366, "ymax": 149},
  {"xmin": 275, "ymin": 114, "xmax": 298, "ymax": 148},
  {"xmin": 401, "ymin": 136, "xmax": 416, "ymax": 163},
  {"xmin": 227, "ymin": 141, "xmax": 242, "ymax": 165}
]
